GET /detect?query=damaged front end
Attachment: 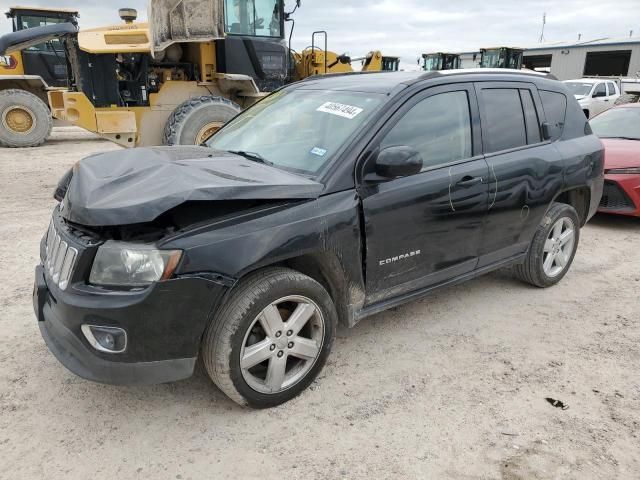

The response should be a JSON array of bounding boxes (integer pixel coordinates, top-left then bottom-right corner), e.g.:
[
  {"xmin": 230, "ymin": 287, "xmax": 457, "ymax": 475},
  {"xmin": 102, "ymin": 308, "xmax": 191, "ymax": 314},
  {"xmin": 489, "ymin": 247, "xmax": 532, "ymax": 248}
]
[{"xmin": 34, "ymin": 145, "xmax": 325, "ymax": 385}]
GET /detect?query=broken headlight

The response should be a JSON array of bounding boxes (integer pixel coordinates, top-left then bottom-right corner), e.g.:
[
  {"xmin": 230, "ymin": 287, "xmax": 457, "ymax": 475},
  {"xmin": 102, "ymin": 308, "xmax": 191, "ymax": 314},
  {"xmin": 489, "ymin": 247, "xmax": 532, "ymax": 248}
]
[{"xmin": 89, "ymin": 241, "xmax": 182, "ymax": 286}]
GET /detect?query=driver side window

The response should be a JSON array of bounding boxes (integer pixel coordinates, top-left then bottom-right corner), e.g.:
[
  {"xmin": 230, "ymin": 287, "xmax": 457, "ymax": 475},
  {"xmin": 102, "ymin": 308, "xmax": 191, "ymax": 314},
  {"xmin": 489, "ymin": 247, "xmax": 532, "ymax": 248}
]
[{"xmin": 381, "ymin": 91, "xmax": 472, "ymax": 171}]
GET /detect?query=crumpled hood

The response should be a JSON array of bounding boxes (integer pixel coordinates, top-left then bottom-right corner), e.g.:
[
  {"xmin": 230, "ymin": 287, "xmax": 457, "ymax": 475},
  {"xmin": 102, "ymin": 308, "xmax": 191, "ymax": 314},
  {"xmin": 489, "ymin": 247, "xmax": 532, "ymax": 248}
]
[{"xmin": 61, "ymin": 146, "xmax": 323, "ymax": 226}]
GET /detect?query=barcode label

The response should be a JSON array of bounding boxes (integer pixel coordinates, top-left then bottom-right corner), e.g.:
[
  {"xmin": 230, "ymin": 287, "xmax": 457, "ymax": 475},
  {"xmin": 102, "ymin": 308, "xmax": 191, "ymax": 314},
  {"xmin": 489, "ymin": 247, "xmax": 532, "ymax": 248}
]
[{"xmin": 316, "ymin": 102, "xmax": 364, "ymax": 120}]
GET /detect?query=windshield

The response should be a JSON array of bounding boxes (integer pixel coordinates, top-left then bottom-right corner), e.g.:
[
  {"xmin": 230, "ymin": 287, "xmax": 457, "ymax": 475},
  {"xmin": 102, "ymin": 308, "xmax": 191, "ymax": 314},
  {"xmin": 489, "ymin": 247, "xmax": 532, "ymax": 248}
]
[
  {"xmin": 590, "ymin": 107, "xmax": 640, "ymax": 140},
  {"xmin": 423, "ymin": 55, "xmax": 442, "ymax": 71},
  {"xmin": 224, "ymin": 0, "xmax": 282, "ymax": 37},
  {"xmin": 207, "ymin": 89, "xmax": 385, "ymax": 176},
  {"xmin": 564, "ymin": 82, "xmax": 593, "ymax": 96}
]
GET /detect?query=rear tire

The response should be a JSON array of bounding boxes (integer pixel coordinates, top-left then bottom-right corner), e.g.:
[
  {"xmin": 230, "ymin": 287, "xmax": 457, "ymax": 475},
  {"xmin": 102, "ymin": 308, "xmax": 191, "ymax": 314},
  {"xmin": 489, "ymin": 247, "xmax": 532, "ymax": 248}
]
[
  {"xmin": 201, "ymin": 268, "xmax": 337, "ymax": 408},
  {"xmin": 514, "ymin": 203, "xmax": 580, "ymax": 288},
  {"xmin": 162, "ymin": 96, "xmax": 241, "ymax": 146},
  {"xmin": 0, "ymin": 89, "xmax": 52, "ymax": 148}
]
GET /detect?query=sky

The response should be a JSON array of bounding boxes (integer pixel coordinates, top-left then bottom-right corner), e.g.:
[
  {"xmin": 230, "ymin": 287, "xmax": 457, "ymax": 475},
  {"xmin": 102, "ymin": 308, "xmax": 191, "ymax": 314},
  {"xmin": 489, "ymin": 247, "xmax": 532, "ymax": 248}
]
[{"xmin": 2, "ymin": 0, "xmax": 639, "ymax": 70}]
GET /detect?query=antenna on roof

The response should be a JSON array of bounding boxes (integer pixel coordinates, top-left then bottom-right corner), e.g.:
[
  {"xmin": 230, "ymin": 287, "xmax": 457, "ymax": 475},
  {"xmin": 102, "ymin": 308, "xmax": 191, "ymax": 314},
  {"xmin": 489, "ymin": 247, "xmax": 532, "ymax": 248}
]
[
  {"xmin": 630, "ymin": 30, "xmax": 634, "ymax": 38},
  {"xmin": 538, "ymin": 12, "xmax": 546, "ymax": 43},
  {"xmin": 578, "ymin": 33, "xmax": 582, "ymax": 41}
]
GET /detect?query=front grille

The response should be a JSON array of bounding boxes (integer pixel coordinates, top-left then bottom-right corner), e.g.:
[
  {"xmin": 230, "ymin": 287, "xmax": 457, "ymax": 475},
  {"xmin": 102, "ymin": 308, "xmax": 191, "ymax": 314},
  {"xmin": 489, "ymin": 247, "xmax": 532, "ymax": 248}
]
[
  {"xmin": 599, "ymin": 180, "xmax": 636, "ymax": 211},
  {"xmin": 45, "ymin": 221, "xmax": 79, "ymax": 290}
]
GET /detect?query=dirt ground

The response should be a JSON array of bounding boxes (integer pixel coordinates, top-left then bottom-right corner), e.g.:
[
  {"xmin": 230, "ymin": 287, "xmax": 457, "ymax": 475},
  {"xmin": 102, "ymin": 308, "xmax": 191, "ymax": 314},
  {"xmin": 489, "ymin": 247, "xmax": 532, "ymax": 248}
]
[{"xmin": 0, "ymin": 127, "xmax": 639, "ymax": 479}]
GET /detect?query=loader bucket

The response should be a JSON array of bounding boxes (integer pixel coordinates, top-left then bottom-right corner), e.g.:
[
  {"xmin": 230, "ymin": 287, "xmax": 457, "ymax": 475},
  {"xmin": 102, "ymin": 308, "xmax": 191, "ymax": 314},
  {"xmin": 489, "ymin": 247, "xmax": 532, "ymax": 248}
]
[{"xmin": 148, "ymin": 0, "xmax": 225, "ymax": 54}]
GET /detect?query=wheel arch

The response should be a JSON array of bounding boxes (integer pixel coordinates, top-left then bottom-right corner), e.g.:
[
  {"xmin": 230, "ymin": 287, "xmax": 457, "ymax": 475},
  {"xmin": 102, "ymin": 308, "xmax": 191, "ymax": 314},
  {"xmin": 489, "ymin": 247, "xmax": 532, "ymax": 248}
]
[
  {"xmin": 0, "ymin": 75, "xmax": 49, "ymax": 104},
  {"xmin": 553, "ymin": 186, "xmax": 591, "ymax": 226},
  {"xmin": 228, "ymin": 250, "xmax": 364, "ymax": 328}
]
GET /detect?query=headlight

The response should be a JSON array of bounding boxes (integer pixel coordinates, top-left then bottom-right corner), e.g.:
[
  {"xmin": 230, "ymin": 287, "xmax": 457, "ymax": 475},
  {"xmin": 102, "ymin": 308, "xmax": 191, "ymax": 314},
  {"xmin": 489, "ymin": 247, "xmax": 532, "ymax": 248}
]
[
  {"xmin": 89, "ymin": 241, "xmax": 182, "ymax": 286},
  {"xmin": 606, "ymin": 167, "xmax": 640, "ymax": 174}
]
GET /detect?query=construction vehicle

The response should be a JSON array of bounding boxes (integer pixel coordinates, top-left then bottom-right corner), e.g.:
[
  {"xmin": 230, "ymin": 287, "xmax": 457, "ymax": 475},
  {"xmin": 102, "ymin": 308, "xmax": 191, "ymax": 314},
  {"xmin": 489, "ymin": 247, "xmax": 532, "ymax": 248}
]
[
  {"xmin": 0, "ymin": 1, "xmax": 398, "ymax": 148},
  {"xmin": 0, "ymin": 6, "xmax": 78, "ymax": 147},
  {"xmin": 421, "ymin": 52, "xmax": 460, "ymax": 71},
  {"xmin": 479, "ymin": 47, "xmax": 524, "ymax": 69},
  {"xmin": 293, "ymin": 33, "xmax": 399, "ymax": 78}
]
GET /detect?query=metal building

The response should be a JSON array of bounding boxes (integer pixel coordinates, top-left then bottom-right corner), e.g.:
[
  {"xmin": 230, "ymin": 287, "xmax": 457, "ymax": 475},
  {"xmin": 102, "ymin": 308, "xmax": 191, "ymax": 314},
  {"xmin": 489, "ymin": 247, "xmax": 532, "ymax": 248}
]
[
  {"xmin": 523, "ymin": 37, "xmax": 640, "ymax": 80},
  {"xmin": 455, "ymin": 38, "xmax": 640, "ymax": 85}
]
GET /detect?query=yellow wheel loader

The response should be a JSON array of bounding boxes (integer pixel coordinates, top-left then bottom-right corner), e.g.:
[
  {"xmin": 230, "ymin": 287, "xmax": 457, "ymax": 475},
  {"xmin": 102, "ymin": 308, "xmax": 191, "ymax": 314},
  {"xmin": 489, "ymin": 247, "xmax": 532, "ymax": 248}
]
[
  {"xmin": 421, "ymin": 52, "xmax": 460, "ymax": 71},
  {"xmin": 0, "ymin": 1, "xmax": 399, "ymax": 148},
  {"xmin": 0, "ymin": 6, "xmax": 78, "ymax": 147},
  {"xmin": 478, "ymin": 47, "xmax": 524, "ymax": 69}
]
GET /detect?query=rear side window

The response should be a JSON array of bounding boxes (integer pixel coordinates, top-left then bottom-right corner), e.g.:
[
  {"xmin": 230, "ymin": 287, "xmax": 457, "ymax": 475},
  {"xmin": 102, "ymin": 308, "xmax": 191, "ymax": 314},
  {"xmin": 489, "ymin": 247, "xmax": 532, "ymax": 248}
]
[
  {"xmin": 481, "ymin": 89, "xmax": 527, "ymax": 152},
  {"xmin": 607, "ymin": 82, "xmax": 617, "ymax": 96},
  {"xmin": 539, "ymin": 90, "xmax": 567, "ymax": 141}
]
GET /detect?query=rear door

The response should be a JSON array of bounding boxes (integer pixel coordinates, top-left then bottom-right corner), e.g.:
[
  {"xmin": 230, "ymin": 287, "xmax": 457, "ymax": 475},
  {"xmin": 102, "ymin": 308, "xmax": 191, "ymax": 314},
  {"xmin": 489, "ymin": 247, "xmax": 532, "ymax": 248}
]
[
  {"xmin": 359, "ymin": 83, "xmax": 489, "ymax": 304},
  {"xmin": 475, "ymin": 82, "xmax": 564, "ymax": 267}
]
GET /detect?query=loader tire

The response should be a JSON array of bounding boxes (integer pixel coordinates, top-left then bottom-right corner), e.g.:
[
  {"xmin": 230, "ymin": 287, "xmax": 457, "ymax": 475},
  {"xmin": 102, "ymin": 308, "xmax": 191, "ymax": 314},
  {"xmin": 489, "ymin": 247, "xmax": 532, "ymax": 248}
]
[
  {"xmin": 162, "ymin": 96, "xmax": 241, "ymax": 146},
  {"xmin": 0, "ymin": 89, "xmax": 52, "ymax": 148}
]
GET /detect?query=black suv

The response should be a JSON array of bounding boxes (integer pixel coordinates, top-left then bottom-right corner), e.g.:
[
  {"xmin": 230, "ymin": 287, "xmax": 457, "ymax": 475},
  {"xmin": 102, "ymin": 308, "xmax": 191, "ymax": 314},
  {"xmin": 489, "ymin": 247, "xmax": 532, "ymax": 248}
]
[{"xmin": 34, "ymin": 70, "xmax": 604, "ymax": 408}]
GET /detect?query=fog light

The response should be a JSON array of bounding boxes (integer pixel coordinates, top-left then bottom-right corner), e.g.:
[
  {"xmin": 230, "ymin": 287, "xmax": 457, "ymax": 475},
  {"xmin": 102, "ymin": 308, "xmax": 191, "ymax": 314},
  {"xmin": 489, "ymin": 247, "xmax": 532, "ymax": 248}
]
[{"xmin": 81, "ymin": 325, "xmax": 127, "ymax": 353}]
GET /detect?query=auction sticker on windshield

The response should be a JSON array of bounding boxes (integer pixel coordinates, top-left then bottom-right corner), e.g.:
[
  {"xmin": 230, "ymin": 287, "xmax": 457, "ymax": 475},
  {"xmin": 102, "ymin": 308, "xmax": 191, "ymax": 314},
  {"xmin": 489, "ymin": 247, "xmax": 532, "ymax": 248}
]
[{"xmin": 317, "ymin": 102, "xmax": 364, "ymax": 120}]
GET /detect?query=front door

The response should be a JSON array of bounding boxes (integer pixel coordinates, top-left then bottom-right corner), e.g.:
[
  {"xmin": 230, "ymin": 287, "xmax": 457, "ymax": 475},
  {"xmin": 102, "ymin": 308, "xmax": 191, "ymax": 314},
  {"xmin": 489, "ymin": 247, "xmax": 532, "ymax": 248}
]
[{"xmin": 359, "ymin": 84, "xmax": 489, "ymax": 304}]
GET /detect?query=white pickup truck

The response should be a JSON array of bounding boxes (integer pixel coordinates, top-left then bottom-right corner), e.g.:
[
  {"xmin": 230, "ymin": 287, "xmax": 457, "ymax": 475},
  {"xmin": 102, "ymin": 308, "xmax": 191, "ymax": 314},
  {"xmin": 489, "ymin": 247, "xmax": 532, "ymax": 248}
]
[{"xmin": 563, "ymin": 78, "xmax": 620, "ymax": 118}]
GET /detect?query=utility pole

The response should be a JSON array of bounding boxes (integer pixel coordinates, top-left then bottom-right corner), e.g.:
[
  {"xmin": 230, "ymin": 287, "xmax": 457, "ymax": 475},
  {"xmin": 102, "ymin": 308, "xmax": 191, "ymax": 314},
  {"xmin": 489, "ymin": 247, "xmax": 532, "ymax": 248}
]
[{"xmin": 538, "ymin": 12, "xmax": 546, "ymax": 43}]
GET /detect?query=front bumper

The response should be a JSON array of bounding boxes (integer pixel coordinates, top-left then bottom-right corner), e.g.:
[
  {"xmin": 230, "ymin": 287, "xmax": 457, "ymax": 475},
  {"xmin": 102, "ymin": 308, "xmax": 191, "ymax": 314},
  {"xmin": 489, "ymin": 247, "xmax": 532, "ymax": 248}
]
[
  {"xmin": 598, "ymin": 174, "xmax": 640, "ymax": 216},
  {"xmin": 33, "ymin": 264, "xmax": 227, "ymax": 386}
]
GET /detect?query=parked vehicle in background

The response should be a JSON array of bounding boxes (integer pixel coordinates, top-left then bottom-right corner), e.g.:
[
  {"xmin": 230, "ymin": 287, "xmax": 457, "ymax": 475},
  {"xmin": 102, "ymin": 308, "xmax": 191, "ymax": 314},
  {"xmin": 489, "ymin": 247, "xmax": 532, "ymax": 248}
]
[
  {"xmin": 0, "ymin": 6, "xmax": 78, "ymax": 147},
  {"xmin": 590, "ymin": 104, "xmax": 640, "ymax": 216},
  {"xmin": 564, "ymin": 78, "xmax": 620, "ymax": 118},
  {"xmin": 421, "ymin": 52, "xmax": 460, "ymax": 71},
  {"xmin": 479, "ymin": 47, "xmax": 524, "ymax": 69},
  {"xmin": 34, "ymin": 69, "xmax": 603, "ymax": 408}
]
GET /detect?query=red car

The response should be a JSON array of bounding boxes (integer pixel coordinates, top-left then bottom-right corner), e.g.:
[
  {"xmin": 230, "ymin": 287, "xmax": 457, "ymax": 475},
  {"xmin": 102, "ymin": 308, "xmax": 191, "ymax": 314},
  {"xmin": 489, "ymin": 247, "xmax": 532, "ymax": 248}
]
[{"xmin": 590, "ymin": 103, "xmax": 640, "ymax": 216}]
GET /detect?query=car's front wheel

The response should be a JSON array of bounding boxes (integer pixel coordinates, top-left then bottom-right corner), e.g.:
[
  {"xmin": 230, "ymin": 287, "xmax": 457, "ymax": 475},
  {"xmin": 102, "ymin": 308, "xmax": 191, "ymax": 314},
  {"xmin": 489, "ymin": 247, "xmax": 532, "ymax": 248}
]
[
  {"xmin": 201, "ymin": 268, "xmax": 337, "ymax": 408},
  {"xmin": 514, "ymin": 202, "xmax": 580, "ymax": 288}
]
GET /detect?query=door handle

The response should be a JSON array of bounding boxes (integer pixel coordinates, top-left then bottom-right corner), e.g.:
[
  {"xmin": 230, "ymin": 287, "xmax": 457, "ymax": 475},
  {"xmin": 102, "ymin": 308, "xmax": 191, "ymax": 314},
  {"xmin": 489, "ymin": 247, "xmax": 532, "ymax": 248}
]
[{"xmin": 456, "ymin": 175, "xmax": 483, "ymax": 187}]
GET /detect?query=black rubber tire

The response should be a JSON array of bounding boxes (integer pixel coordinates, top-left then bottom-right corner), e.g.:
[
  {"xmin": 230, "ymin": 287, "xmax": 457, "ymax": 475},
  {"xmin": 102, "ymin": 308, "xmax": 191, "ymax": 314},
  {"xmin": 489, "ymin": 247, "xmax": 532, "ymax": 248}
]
[
  {"xmin": 0, "ymin": 89, "xmax": 52, "ymax": 148},
  {"xmin": 514, "ymin": 203, "xmax": 580, "ymax": 288},
  {"xmin": 201, "ymin": 267, "xmax": 337, "ymax": 408},
  {"xmin": 162, "ymin": 95, "xmax": 241, "ymax": 145}
]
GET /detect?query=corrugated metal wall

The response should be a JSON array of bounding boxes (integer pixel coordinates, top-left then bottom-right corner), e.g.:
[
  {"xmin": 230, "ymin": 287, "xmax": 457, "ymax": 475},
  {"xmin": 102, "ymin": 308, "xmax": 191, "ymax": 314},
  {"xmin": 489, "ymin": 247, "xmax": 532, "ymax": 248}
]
[{"xmin": 524, "ymin": 43, "xmax": 640, "ymax": 80}]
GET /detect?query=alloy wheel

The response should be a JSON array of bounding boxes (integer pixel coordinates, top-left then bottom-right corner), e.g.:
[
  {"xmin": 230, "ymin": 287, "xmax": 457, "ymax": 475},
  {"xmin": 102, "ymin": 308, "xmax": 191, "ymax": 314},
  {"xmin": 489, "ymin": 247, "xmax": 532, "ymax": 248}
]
[
  {"xmin": 542, "ymin": 217, "xmax": 575, "ymax": 277},
  {"xmin": 240, "ymin": 295, "xmax": 325, "ymax": 394}
]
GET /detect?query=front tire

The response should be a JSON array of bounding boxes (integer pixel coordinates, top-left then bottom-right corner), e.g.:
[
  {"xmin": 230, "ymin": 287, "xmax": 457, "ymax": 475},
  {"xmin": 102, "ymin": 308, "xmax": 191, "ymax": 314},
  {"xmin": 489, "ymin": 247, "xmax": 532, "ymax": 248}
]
[
  {"xmin": 201, "ymin": 268, "xmax": 337, "ymax": 408},
  {"xmin": 162, "ymin": 96, "xmax": 241, "ymax": 146},
  {"xmin": 514, "ymin": 203, "xmax": 580, "ymax": 288},
  {"xmin": 0, "ymin": 89, "xmax": 52, "ymax": 148}
]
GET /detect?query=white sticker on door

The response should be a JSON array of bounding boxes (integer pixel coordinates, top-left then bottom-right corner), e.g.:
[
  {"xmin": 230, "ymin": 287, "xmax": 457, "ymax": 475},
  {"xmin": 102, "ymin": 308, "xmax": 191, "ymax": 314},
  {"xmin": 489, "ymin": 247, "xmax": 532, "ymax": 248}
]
[{"xmin": 316, "ymin": 102, "xmax": 364, "ymax": 119}]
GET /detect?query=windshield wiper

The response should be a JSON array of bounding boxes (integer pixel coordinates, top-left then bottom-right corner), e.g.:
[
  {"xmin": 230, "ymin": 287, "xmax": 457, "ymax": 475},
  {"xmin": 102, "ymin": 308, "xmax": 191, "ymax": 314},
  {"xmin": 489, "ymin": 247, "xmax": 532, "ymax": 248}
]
[{"xmin": 227, "ymin": 150, "xmax": 274, "ymax": 165}]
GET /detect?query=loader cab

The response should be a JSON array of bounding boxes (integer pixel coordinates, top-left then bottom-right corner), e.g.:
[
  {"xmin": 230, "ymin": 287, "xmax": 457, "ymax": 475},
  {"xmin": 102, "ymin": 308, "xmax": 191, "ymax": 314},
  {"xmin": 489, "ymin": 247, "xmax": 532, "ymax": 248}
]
[
  {"xmin": 422, "ymin": 52, "xmax": 461, "ymax": 71},
  {"xmin": 5, "ymin": 7, "xmax": 78, "ymax": 86},
  {"xmin": 217, "ymin": 0, "xmax": 290, "ymax": 91},
  {"xmin": 479, "ymin": 47, "xmax": 524, "ymax": 69},
  {"xmin": 381, "ymin": 56, "xmax": 400, "ymax": 71}
]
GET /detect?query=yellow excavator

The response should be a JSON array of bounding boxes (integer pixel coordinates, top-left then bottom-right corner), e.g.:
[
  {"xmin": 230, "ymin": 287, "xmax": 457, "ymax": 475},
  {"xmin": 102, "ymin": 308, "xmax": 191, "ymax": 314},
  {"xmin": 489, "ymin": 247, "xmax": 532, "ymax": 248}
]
[
  {"xmin": 0, "ymin": 6, "xmax": 78, "ymax": 147},
  {"xmin": 0, "ymin": 1, "xmax": 399, "ymax": 148}
]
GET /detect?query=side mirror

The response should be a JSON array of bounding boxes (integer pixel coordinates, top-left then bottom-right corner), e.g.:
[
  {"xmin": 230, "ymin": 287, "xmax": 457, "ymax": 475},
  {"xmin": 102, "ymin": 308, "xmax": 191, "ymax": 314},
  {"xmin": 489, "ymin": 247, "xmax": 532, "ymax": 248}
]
[
  {"xmin": 541, "ymin": 122, "xmax": 552, "ymax": 140},
  {"xmin": 296, "ymin": 0, "xmax": 302, "ymax": 7},
  {"xmin": 375, "ymin": 146, "xmax": 423, "ymax": 179}
]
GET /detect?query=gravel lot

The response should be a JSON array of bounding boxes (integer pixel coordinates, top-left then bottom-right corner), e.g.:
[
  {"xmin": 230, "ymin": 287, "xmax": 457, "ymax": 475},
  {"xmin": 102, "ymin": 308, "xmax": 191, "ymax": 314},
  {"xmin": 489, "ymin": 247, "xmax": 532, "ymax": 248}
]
[{"xmin": 1, "ymin": 127, "xmax": 639, "ymax": 479}]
